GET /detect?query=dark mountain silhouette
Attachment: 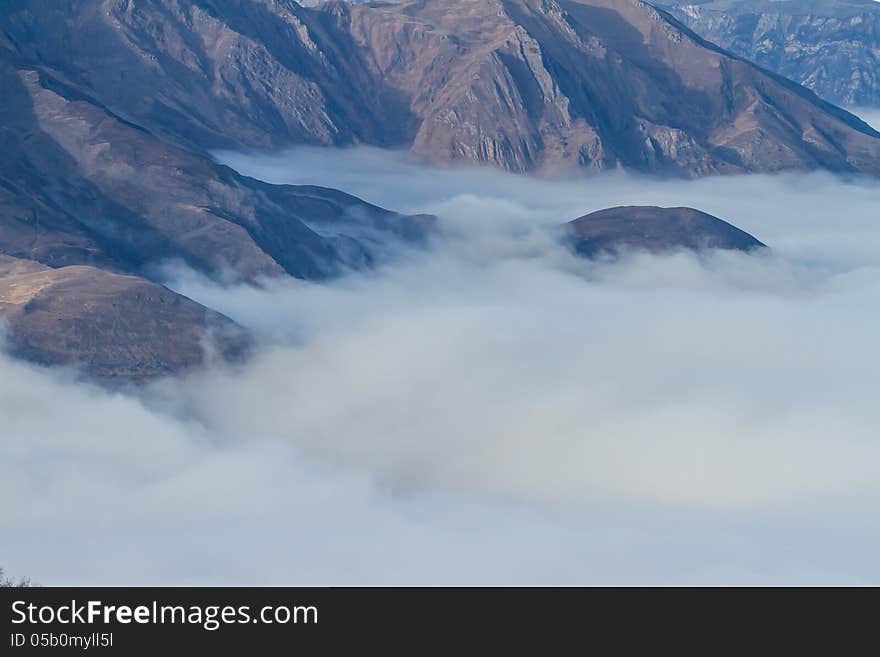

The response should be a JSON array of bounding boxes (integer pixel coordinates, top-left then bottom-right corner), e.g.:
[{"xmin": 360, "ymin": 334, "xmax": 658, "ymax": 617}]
[{"xmin": 565, "ymin": 205, "xmax": 766, "ymax": 256}]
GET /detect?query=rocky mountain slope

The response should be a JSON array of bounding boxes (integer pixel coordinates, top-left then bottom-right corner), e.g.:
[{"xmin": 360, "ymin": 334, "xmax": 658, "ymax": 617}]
[
  {"xmin": 3, "ymin": 0, "xmax": 880, "ymax": 176},
  {"xmin": 565, "ymin": 206, "xmax": 766, "ymax": 256},
  {"xmin": 659, "ymin": 0, "xmax": 880, "ymax": 108},
  {"xmin": 0, "ymin": 50, "xmax": 431, "ymax": 283}
]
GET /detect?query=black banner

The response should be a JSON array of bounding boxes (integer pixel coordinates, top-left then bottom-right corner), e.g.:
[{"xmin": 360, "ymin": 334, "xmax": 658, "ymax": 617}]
[{"xmin": 0, "ymin": 587, "xmax": 874, "ymax": 652}]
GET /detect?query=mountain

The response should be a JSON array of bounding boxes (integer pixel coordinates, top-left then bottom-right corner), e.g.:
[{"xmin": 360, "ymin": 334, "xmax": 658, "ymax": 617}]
[
  {"xmin": 0, "ymin": 255, "xmax": 248, "ymax": 381},
  {"xmin": 0, "ymin": 0, "xmax": 872, "ymax": 382},
  {"xmin": 3, "ymin": 0, "xmax": 880, "ymax": 177},
  {"xmin": 565, "ymin": 206, "xmax": 766, "ymax": 256},
  {"xmin": 0, "ymin": 0, "xmax": 408, "ymax": 154},
  {"xmin": 0, "ymin": 41, "xmax": 430, "ymax": 383},
  {"xmin": 659, "ymin": 0, "xmax": 880, "ymax": 108},
  {"xmin": 0, "ymin": 50, "xmax": 432, "ymax": 283}
]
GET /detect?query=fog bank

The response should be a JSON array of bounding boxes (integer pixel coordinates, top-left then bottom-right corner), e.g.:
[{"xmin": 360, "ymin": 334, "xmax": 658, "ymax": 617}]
[{"xmin": 3, "ymin": 144, "xmax": 880, "ymax": 584}]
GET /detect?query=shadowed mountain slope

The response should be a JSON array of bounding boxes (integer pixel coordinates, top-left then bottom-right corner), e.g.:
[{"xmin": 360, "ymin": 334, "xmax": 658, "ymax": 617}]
[{"xmin": 0, "ymin": 49, "xmax": 431, "ymax": 282}]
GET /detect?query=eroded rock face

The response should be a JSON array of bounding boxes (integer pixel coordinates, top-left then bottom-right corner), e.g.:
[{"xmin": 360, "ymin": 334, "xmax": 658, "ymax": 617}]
[
  {"xmin": 0, "ymin": 0, "xmax": 414, "ymax": 153},
  {"xmin": 347, "ymin": 0, "xmax": 880, "ymax": 176},
  {"xmin": 565, "ymin": 206, "xmax": 766, "ymax": 256},
  {"xmin": 660, "ymin": 0, "xmax": 880, "ymax": 108},
  {"xmin": 0, "ymin": 256, "xmax": 249, "ymax": 382},
  {"xmin": 3, "ymin": 0, "xmax": 880, "ymax": 177}
]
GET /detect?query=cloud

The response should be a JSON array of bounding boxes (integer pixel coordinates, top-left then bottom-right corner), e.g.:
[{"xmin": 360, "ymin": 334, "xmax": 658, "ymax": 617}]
[
  {"xmin": 4, "ymin": 143, "xmax": 880, "ymax": 584},
  {"xmin": 163, "ymin": 247, "xmax": 880, "ymax": 510}
]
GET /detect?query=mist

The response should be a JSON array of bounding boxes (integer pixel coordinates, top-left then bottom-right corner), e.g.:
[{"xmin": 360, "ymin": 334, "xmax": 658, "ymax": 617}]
[{"xmin": 4, "ymin": 130, "xmax": 880, "ymax": 584}]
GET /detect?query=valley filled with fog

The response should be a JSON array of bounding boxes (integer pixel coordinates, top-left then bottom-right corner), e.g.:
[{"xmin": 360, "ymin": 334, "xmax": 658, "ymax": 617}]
[{"xmin": 4, "ymin": 124, "xmax": 880, "ymax": 584}]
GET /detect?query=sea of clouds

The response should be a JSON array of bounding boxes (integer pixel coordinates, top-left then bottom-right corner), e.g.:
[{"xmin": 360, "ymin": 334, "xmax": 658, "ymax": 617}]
[{"xmin": 3, "ymin": 112, "xmax": 880, "ymax": 584}]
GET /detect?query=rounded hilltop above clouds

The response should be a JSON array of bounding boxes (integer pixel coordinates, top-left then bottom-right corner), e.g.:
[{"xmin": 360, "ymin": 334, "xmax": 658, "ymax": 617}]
[
  {"xmin": 565, "ymin": 206, "xmax": 767, "ymax": 258},
  {"xmin": 0, "ymin": 256, "xmax": 250, "ymax": 383}
]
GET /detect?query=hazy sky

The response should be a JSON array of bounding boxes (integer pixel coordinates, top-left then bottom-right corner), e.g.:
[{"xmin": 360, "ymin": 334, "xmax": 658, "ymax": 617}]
[{"xmin": 3, "ymin": 112, "xmax": 880, "ymax": 584}]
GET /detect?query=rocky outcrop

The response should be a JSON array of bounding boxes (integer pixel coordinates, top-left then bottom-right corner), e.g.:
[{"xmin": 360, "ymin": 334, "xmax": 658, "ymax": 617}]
[
  {"xmin": 565, "ymin": 206, "xmax": 766, "ymax": 256},
  {"xmin": 660, "ymin": 0, "xmax": 880, "ymax": 108},
  {"xmin": 3, "ymin": 0, "xmax": 880, "ymax": 177},
  {"xmin": 0, "ymin": 256, "xmax": 248, "ymax": 382}
]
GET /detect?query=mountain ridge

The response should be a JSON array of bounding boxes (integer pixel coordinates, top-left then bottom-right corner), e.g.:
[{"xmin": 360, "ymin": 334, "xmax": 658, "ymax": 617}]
[
  {"xmin": 0, "ymin": 47, "xmax": 431, "ymax": 282},
  {"xmin": 4, "ymin": 0, "xmax": 880, "ymax": 177},
  {"xmin": 0, "ymin": 36, "xmax": 432, "ymax": 382},
  {"xmin": 659, "ymin": 0, "xmax": 880, "ymax": 108},
  {"xmin": 0, "ymin": 0, "xmax": 876, "ymax": 382}
]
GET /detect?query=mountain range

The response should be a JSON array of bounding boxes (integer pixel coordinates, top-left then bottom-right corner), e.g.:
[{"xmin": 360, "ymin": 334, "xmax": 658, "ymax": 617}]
[
  {"xmin": 0, "ymin": 41, "xmax": 431, "ymax": 380},
  {"xmin": 0, "ymin": 0, "xmax": 874, "ymax": 381},
  {"xmin": 660, "ymin": 0, "xmax": 880, "ymax": 108},
  {"xmin": 3, "ymin": 0, "xmax": 880, "ymax": 176}
]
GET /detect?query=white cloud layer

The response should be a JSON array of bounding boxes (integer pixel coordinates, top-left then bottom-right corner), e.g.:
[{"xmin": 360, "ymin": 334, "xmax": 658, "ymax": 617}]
[{"xmin": 4, "ymin": 125, "xmax": 880, "ymax": 584}]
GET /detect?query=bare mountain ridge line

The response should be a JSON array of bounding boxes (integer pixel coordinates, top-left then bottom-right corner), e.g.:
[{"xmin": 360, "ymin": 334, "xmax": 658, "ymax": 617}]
[{"xmin": 3, "ymin": 0, "xmax": 880, "ymax": 177}]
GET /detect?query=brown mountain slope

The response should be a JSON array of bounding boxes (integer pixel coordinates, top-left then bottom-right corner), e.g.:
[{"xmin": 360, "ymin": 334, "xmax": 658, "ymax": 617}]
[
  {"xmin": 3, "ymin": 0, "xmax": 879, "ymax": 176},
  {"xmin": 0, "ymin": 49, "xmax": 431, "ymax": 282},
  {"xmin": 0, "ymin": 45, "xmax": 431, "ymax": 383},
  {"xmin": 0, "ymin": 256, "xmax": 248, "ymax": 382},
  {"xmin": 342, "ymin": 0, "xmax": 880, "ymax": 175},
  {"xmin": 565, "ymin": 206, "xmax": 766, "ymax": 256}
]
